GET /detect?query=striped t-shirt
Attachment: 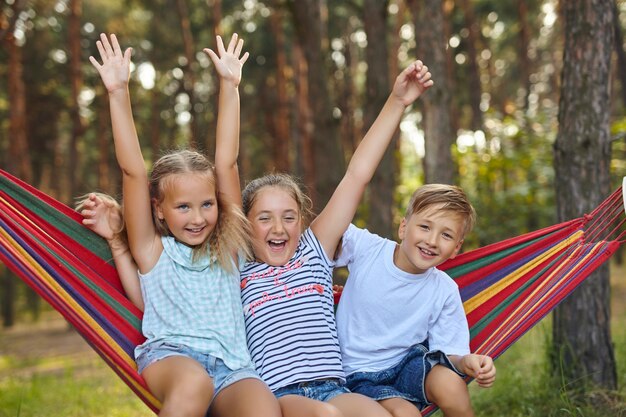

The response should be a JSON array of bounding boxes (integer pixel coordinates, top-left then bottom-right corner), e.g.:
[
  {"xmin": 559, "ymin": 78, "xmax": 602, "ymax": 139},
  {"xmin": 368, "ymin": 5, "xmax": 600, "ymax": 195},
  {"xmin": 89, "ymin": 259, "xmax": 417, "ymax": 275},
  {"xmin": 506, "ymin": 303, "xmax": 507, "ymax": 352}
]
[{"xmin": 240, "ymin": 228, "xmax": 345, "ymax": 391}]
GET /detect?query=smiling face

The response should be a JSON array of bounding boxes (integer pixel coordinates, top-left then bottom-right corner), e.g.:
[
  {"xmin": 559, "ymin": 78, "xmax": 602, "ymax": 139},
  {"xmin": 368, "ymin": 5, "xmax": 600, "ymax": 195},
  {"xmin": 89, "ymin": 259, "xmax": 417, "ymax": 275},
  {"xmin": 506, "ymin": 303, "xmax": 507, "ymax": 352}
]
[
  {"xmin": 155, "ymin": 173, "xmax": 218, "ymax": 247},
  {"xmin": 247, "ymin": 186, "xmax": 303, "ymax": 266},
  {"xmin": 394, "ymin": 203, "xmax": 465, "ymax": 274}
]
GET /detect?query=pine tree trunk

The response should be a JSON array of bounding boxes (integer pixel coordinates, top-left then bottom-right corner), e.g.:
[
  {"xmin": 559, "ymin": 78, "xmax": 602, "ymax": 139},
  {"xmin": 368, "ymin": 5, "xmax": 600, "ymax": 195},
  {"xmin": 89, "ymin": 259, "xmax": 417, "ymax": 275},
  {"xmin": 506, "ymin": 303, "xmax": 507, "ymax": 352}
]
[
  {"xmin": 67, "ymin": 0, "xmax": 84, "ymax": 203},
  {"xmin": 288, "ymin": 0, "xmax": 343, "ymax": 211},
  {"xmin": 552, "ymin": 0, "xmax": 616, "ymax": 390},
  {"xmin": 363, "ymin": 0, "xmax": 394, "ymax": 237},
  {"xmin": 408, "ymin": 0, "xmax": 456, "ymax": 185},
  {"xmin": 175, "ymin": 0, "xmax": 199, "ymax": 148}
]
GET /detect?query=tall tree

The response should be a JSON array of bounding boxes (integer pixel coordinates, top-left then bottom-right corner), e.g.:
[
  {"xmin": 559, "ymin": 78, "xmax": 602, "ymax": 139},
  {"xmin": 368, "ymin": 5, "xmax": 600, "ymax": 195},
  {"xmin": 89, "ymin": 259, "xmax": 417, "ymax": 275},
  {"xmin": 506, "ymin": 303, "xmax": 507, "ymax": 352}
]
[
  {"xmin": 613, "ymin": 0, "xmax": 626, "ymax": 108},
  {"xmin": 363, "ymin": 0, "xmax": 394, "ymax": 237},
  {"xmin": 67, "ymin": 0, "xmax": 84, "ymax": 202},
  {"xmin": 268, "ymin": 5, "xmax": 291, "ymax": 172},
  {"xmin": 407, "ymin": 0, "xmax": 456, "ymax": 185},
  {"xmin": 287, "ymin": 0, "xmax": 343, "ymax": 211},
  {"xmin": 552, "ymin": 0, "xmax": 616, "ymax": 390},
  {"xmin": 457, "ymin": 0, "xmax": 483, "ymax": 131},
  {"xmin": 174, "ymin": 0, "xmax": 199, "ymax": 147}
]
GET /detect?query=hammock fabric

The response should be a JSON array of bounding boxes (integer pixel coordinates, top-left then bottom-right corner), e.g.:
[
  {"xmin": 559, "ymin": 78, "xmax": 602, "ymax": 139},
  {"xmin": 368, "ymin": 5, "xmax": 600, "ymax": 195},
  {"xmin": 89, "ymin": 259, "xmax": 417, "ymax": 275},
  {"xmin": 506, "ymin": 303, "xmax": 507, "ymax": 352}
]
[{"xmin": 1, "ymin": 168, "xmax": 625, "ymax": 416}]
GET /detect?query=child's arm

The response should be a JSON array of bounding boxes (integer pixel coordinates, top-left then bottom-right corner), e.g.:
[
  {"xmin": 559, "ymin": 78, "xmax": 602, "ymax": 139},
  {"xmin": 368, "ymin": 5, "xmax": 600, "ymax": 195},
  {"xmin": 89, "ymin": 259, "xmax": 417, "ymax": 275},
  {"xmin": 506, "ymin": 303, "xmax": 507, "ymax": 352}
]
[
  {"xmin": 450, "ymin": 354, "xmax": 497, "ymax": 388},
  {"xmin": 79, "ymin": 193, "xmax": 144, "ymax": 310},
  {"xmin": 204, "ymin": 33, "xmax": 249, "ymax": 207},
  {"xmin": 311, "ymin": 60, "xmax": 433, "ymax": 257},
  {"xmin": 89, "ymin": 34, "xmax": 160, "ymax": 272}
]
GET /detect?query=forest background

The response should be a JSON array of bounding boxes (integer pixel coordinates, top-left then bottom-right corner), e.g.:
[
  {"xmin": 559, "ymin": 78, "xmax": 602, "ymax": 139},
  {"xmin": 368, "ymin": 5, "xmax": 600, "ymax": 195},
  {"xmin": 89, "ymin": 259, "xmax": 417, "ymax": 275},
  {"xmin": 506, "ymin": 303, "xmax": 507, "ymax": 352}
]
[{"xmin": 1, "ymin": 0, "xmax": 626, "ymax": 415}]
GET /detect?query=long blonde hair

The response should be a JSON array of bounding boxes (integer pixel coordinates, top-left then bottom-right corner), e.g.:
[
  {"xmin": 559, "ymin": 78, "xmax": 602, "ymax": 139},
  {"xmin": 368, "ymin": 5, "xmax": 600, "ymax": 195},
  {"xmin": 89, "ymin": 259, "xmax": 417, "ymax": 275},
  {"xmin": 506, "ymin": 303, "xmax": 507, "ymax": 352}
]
[{"xmin": 150, "ymin": 149, "xmax": 251, "ymax": 272}]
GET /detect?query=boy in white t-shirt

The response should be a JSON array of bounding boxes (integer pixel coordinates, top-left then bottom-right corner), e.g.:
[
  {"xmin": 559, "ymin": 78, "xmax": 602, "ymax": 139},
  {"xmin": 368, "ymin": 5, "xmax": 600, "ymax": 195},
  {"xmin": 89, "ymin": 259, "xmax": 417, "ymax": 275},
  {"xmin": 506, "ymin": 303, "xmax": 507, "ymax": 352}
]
[{"xmin": 335, "ymin": 184, "xmax": 496, "ymax": 417}]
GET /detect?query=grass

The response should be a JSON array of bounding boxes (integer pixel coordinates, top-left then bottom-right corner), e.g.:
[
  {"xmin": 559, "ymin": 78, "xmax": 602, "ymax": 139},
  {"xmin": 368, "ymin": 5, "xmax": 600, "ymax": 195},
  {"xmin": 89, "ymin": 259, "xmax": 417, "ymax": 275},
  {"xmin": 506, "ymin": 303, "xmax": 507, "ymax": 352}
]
[
  {"xmin": 0, "ymin": 357, "xmax": 153, "ymax": 417},
  {"xmin": 1, "ymin": 261, "xmax": 626, "ymax": 416}
]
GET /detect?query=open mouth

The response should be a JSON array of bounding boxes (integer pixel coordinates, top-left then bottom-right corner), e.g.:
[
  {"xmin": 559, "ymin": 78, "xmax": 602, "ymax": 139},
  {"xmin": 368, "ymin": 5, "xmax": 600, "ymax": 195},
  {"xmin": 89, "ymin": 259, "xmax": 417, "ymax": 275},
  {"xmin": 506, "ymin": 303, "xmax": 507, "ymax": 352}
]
[{"xmin": 268, "ymin": 239, "xmax": 287, "ymax": 251}]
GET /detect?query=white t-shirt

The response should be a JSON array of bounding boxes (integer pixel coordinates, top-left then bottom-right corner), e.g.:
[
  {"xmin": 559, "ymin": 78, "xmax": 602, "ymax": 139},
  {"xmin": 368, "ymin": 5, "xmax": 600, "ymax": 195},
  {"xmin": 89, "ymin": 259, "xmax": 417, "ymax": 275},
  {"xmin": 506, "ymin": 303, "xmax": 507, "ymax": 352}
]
[
  {"xmin": 240, "ymin": 228, "xmax": 344, "ymax": 391},
  {"xmin": 335, "ymin": 224, "xmax": 470, "ymax": 375}
]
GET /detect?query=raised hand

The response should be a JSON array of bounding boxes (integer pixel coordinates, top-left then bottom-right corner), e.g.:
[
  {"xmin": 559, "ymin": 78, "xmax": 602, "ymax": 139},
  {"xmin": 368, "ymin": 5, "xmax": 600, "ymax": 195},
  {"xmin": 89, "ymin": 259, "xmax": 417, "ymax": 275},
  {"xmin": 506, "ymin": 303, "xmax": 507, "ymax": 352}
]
[
  {"xmin": 203, "ymin": 33, "xmax": 250, "ymax": 87},
  {"xmin": 391, "ymin": 60, "xmax": 434, "ymax": 106},
  {"xmin": 80, "ymin": 193, "xmax": 124, "ymax": 242},
  {"xmin": 89, "ymin": 33, "xmax": 132, "ymax": 93}
]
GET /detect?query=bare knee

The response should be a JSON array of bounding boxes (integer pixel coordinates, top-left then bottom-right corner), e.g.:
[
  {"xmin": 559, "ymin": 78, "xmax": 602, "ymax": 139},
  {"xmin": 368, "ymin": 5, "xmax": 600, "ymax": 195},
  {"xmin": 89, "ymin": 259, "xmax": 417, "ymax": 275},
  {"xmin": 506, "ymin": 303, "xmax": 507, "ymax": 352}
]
[
  {"xmin": 160, "ymin": 394, "xmax": 211, "ymax": 417},
  {"xmin": 425, "ymin": 366, "xmax": 473, "ymax": 417},
  {"xmin": 379, "ymin": 398, "xmax": 422, "ymax": 417},
  {"xmin": 313, "ymin": 402, "xmax": 343, "ymax": 417}
]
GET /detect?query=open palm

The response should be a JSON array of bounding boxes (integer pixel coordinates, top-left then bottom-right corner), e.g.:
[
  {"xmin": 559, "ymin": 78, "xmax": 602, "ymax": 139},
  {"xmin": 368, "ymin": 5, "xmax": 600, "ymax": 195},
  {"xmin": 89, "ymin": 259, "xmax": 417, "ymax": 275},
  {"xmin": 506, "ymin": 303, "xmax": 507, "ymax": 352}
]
[
  {"xmin": 204, "ymin": 33, "xmax": 249, "ymax": 87},
  {"xmin": 89, "ymin": 33, "xmax": 132, "ymax": 93}
]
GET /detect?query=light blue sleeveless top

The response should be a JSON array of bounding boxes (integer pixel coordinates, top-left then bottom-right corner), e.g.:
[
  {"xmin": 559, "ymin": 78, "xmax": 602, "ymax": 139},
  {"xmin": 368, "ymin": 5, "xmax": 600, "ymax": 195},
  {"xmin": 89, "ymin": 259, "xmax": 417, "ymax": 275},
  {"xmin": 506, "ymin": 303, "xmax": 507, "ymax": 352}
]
[{"xmin": 134, "ymin": 236, "xmax": 251, "ymax": 370}]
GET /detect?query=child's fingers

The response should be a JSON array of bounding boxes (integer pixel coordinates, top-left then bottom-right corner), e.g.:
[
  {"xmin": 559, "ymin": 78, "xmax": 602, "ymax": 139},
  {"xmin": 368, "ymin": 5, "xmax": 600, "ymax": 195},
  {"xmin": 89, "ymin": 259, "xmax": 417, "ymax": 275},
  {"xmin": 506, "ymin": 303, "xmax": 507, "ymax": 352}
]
[
  {"xmin": 203, "ymin": 48, "xmax": 219, "ymax": 65},
  {"xmin": 100, "ymin": 33, "xmax": 114, "ymax": 57},
  {"xmin": 240, "ymin": 51, "xmax": 250, "ymax": 65},
  {"xmin": 216, "ymin": 35, "xmax": 226, "ymax": 56},
  {"xmin": 88, "ymin": 56, "xmax": 102, "ymax": 69},
  {"xmin": 227, "ymin": 33, "xmax": 238, "ymax": 53},
  {"xmin": 110, "ymin": 34, "xmax": 122, "ymax": 56},
  {"xmin": 234, "ymin": 37, "xmax": 244, "ymax": 57}
]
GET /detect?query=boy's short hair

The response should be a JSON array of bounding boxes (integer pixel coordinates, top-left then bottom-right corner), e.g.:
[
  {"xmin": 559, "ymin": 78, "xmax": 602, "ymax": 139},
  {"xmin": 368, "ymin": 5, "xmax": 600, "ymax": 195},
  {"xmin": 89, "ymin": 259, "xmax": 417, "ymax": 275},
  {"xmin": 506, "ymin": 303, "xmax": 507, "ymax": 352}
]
[{"xmin": 405, "ymin": 184, "xmax": 476, "ymax": 237}]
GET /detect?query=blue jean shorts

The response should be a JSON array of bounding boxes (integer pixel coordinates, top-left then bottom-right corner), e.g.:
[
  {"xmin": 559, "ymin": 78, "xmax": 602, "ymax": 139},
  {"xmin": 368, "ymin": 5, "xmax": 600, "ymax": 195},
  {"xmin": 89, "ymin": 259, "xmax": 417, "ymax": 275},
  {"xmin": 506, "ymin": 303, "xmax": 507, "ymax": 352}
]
[
  {"xmin": 136, "ymin": 341, "xmax": 261, "ymax": 399},
  {"xmin": 345, "ymin": 343, "xmax": 464, "ymax": 410},
  {"xmin": 273, "ymin": 379, "xmax": 350, "ymax": 402}
]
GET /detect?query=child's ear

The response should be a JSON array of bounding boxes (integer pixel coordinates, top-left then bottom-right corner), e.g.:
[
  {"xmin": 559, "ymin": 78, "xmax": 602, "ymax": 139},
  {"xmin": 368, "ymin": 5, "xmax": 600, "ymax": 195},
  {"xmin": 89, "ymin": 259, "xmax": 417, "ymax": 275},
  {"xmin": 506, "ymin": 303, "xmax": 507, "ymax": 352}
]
[
  {"xmin": 153, "ymin": 199, "xmax": 164, "ymax": 221},
  {"xmin": 449, "ymin": 239, "xmax": 464, "ymax": 260},
  {"xmin": 398, "ymin": 218, "xmax": 407, "ymax": 241}
]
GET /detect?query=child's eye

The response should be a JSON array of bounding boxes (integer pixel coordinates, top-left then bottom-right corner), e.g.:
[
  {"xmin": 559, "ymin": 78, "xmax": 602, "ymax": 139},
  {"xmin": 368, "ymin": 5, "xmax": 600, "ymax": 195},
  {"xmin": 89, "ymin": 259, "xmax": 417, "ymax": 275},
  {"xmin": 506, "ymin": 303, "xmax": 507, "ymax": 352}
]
[
  {"xmin": 202, "ymin": 201, "xmax": 214, "ymax": 208},
  {"xmin": 442, "ymin": 233, "xmax": 453, "ymax": 240},
  {"xmin": 258, "ymin": 216, "xmax": 270, "ymax": 222},
  {"xmin": 284, "ymin": 216, "xmax": 296, "ymax": 222},
  {"xmin": 419, "ymin": 224, "xmax": 429, "ymax": 231},
  {"xmin": 177, "ymin": 204, "xmax": 189, "ymax": 210}
]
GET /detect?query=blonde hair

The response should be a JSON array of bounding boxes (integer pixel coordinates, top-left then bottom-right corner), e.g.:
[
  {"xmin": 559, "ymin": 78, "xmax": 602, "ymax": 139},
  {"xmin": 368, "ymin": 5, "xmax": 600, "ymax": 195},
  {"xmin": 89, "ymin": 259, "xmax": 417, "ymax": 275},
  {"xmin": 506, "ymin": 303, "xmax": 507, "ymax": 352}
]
[
  {"xmin": 150, "ymin": 149, "xmax": 251, "ymax": 272},
  {"xmin": 242, "ymin": 173, "xmax": 313, "ymax": 228},
  {"xmin": 405, "ymin": 184, "xmax": 476, "ymax": 237}
]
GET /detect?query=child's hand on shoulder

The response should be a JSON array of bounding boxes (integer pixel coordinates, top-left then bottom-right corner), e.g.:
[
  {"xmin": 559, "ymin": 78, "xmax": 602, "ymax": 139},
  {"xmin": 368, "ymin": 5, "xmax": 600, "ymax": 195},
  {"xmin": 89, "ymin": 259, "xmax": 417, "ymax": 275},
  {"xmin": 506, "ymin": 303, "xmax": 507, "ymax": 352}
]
[
  {"xmin": 460, "ymin": 353, "xmax": 496, "ymax": 388},
  {"xmin": 203, "ymin": 33, "xmax": 250, "ymax": 87}
]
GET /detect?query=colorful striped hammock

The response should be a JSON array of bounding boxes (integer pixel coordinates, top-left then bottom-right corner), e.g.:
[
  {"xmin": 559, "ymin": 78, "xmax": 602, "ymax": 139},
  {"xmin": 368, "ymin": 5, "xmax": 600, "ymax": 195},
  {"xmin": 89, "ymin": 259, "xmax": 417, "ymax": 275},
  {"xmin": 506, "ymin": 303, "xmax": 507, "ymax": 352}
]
[{"xmin": 1, "ymin": 168, "xmax": 625, "ymax": 416}]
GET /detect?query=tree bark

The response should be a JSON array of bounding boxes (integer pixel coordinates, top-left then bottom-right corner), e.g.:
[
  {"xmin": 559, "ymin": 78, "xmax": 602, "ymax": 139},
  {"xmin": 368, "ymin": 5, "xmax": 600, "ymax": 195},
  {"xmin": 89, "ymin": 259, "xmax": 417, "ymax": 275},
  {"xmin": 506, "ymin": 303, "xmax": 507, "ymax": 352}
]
[
  {"xmin": 288, "ymin": 0, "xmax": 343, "ymax": 211},
  {"xmin": 407, "ymin": 0, "xmax": 456, "ymax": 185},
  {"xmin": 552, "ymin": 0, "xmax": 616, "ymax": 390},
  {"xmin": 457, "ymin": 0, "xmax": 483, "ymax": 131},
  {"xmin": 269, "ymin": 7, "xmax": 291, "ymax": 172},
  {"xmin": 613, "ymin": 0, "xmax": 626, "ymax": 107},
  {"xmin": 67, "ymin": 0, "xmax": 84, "ymax": 203},
  {"xmin": 174, "ymin": 0, "xmax": 199, "ymax": 148},
  {"xmin": 363, "ymin": 0, "xmax": 394, "ymax": 237}
]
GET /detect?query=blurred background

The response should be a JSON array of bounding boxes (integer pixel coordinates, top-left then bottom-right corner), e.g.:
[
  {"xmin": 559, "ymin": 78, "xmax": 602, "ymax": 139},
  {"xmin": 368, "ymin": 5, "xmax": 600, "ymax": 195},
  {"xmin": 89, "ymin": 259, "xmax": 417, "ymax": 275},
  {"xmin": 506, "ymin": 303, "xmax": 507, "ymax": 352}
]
[{"xmin": 1, "ymin": 0, "xmax": 626, "ymax": 416}]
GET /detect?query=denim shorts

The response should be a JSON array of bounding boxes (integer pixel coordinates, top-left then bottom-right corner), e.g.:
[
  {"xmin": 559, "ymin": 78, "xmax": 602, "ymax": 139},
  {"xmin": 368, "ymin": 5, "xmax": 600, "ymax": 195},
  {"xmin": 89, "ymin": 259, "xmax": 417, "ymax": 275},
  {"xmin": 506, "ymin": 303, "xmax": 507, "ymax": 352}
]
[
  {"xmin": 136, "ymin": 341, "xmax": 261, "ymax": 399},
  {"xmin": 273, "ymin": 379, "xmax": 350, "ymax": 402},
  {"xmin": 345, "ymin": 343, "xmax": 464, "ymax": 410}
]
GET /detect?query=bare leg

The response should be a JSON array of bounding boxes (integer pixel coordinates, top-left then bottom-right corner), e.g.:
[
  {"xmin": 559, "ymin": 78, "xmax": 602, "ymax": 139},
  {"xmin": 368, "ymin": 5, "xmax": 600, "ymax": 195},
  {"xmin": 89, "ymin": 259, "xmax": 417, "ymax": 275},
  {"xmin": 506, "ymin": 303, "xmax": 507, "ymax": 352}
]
[
  {"xmin": 379, "ymin": 397, "xmax": 423, "ymax": 417},
  {"xmin": 425, "ymin": 365, "xmax": 473, "ymax": 417},
  {"xmin": 211, "ymin": 378, "xmax": 281, "ymax": 417},
  {"xmin": 278, "ymin": 394, "xmax": 343, "ymax": 417},
  {"xmin": 142, "ymin": 356, "xmax": 214, "ymax": 417},
  {"xmin": 329, "ymin": 392, "xmax": 393, "ymax": 417}
]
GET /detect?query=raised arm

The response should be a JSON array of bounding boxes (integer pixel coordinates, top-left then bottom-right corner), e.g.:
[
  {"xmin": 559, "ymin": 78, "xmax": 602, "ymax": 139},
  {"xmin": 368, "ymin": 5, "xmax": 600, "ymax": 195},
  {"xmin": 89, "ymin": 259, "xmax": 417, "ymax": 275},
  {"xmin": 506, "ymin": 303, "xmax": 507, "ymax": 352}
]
[
  {"xmin": 89, "ymin": 34, "xmax": 159, "ymax": 271},
  {"xmin": 79, "ymin": 193, "xmax": 144, "ymax": 310},
  {"xmin": 204, "ymin": 33, "xmax": 249, "ymax": 208},
  {"xmin": 312, "ymin": 60, "xmax": 433, "ymax": 257}
]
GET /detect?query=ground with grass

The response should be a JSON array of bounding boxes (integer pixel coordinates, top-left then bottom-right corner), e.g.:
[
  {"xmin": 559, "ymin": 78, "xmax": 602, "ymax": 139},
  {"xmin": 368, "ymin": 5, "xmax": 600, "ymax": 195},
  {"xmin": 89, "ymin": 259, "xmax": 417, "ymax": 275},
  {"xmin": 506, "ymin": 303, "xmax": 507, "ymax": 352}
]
[{"xmin": 1, "ymin": 261, "xmax": 626, "ymax": 416}]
